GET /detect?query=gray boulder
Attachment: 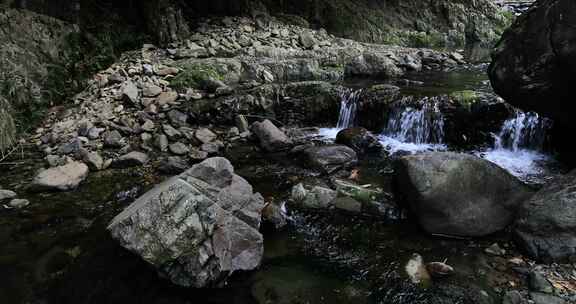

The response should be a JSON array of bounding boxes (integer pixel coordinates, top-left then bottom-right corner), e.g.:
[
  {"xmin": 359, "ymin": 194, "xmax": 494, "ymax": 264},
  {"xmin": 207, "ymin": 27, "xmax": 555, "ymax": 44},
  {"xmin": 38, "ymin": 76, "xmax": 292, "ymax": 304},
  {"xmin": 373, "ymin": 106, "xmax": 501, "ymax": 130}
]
[
  {"xmin": 108, "ymin": 157, "xmax": 265, "ymax": 287},
  {"xmin": 111, "ymin": 152, "xmax": 149, "ymax": 168},
  {"xmin": 31, "ymin": 162, "xmax": 89, "ymax": 191},
  {"xmin": 103, "ymin": 130, "xmax": 125, "ymax": 148},
  {"xmin": 251, "ymin": 120, "xmax": 293, "ymax": 152},
  {"xmin": 121, "ymin": 81, "xmax": 139, "ymax": 105},
  {"xmin": 158, "ymin": 156, "xmax": 189, "ymax": 174},
  {"xmin": 514, "ymin": 172, "xmax": 576, "ymax": 263},
  {"xmin": 302, "ymin": 145, "xmax": 357, "ymax": 174},
  {"xmin": 394, "ymin": 152, "xmax": 533, "ymax": 237},
  {"xmin": 0, "ymin": 189, "xmax": 17, "ymax": 201}
]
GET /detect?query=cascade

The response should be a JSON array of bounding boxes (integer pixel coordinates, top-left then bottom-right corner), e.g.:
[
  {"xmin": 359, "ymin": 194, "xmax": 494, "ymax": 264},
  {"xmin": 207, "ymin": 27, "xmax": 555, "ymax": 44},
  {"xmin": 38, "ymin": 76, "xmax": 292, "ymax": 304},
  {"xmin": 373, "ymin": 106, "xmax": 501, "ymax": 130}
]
[
  {"xmin": 336, "ymin": 89, "xmax": 362, "ymax": 129},
  {"xmin": 478, "ymin": 110, "xmax": 553, "ymax": 183},
  {"xmin": 378, "ymin": 97, "xmax": 446, "ymax": 154},
  {"xmin": 492, "ymin": 111, "xmax": 551, "ymax": 152},
  {"xmin": 382, "ymin": 97, "xmax": 445, "ymax": 144}
]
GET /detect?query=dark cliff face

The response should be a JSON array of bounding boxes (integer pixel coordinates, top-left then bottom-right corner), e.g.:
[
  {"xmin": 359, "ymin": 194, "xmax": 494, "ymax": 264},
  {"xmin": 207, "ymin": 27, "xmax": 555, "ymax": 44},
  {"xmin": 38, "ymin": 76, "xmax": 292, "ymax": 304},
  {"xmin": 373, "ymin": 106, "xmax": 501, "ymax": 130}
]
[{"xmin": 7, "ymin": 0, "xmax": 512, "ymax": 48}]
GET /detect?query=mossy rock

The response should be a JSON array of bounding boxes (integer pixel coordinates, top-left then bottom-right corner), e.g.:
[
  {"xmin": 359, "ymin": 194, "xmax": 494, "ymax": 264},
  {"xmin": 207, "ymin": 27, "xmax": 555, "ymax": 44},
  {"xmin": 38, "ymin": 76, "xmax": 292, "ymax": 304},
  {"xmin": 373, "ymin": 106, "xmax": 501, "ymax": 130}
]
[
  {"xmin": 450, "ymin": 90, "xmax": 479, "ymax": 108},
  {"xmin": 170, "ymin": 63, "xmax": 224, "ymax": 90}
]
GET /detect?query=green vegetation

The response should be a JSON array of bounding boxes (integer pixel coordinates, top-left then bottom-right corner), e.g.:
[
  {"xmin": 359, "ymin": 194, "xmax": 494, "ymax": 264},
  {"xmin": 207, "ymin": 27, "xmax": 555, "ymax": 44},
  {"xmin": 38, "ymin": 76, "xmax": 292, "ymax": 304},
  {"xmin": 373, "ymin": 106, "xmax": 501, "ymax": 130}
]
[
  {"xmin": 170, "ymin": 63, "xmax": 224, "ymax": 90},
  {"xmin": 450, "ymin": 90, "xmax": 479, "ymax": 109}
]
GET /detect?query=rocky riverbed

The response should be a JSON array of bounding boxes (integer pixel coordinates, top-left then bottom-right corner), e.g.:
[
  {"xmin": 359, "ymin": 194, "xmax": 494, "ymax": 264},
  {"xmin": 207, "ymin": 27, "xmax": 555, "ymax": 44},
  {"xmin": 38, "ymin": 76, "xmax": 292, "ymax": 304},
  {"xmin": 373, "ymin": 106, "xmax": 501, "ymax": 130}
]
[{"xmin": 1, "ymin": 12, "xmax": 575, "ymax": 304}]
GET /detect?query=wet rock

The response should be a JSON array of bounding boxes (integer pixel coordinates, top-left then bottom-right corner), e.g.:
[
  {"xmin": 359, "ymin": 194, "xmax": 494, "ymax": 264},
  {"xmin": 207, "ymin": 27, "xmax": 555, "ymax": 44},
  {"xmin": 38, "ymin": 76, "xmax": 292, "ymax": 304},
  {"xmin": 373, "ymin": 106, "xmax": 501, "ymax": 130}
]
[
  {"xmin": 335, "ymin": 127, "xmax": 382, "ymax": 155},
  {"xmin": 235, "ymin": 115, "xmax": 249, "ymax": 133},
  {"xmin": 81, "ymin": 150, "xmax": 104, "ymax": 171},
  {"xmin": 291, "ymin": 183, "xmax": 308, "ymax": 203},
  {"xmin": 426, "ymin": 261, "xmax": 455, "ymax": 278},
  {"xmin": 302, "ymin": 186, "xmax": 337, "ymax": 209},
  {"xmin": 142, "ymin": 84, "xmax": 162, "ymax": 97},
  {"xmin": 57, "ymin": 138, "xmax": 82, "ymax": 155},
  {"xmin": 158, "ymin": 156, "xmax": 189, "ymax": 174},
  {"xmin": 140, "ymin": 120, "xmax": 155, "ymax": 132},
  {"xmin": 0, "ymin": 190, "xmax": 17, "ymax": 201},
  {"xmin": 45, "ymin": 155, "xmax": 66, "ymax": 167},
  {"xmin": 87, "ymin": 127, "xmax": 105, "ymax": 140},
  {"xmin": 121, "ymin": 81, "xmax": 139, "ymax": 105},
  {"xmin": 333, "ymin": 196, "xmax": 362, "ymax": 213},
  {"xmin": 111, "ymin": 152, "xmax": 149, "ymax": 168},
  {"xmin": 156, "ymin": 67, "xmax": 179, "ymax": 76},
  {"xmin": 502, "ymin": 291, "xmax": 524, "ymax": 304},
  {"xmin": 108, "ymin": 157, "xmax": 265, "ymax": 287},
  {"xmin": 514, "ymin": 172, "xmax": 576, "ymax": 263},
  {"xmin": 103, "ymin": 130, "xmax": 125, "ymax": 148},
  {"xmin": 251, "ymin": 120, "xmax": 293, "ymax": 152},
  {"xmin": 169, "ymin": 142, "xmax": 190, "ymax": 155},
  {"xmin": 394, "ymin": 152, "xmax": 533, "ymax": 237},
  {"xmin": 195, "ymin": 128, "xmax": 217, "ymax": 144},
  {"xmin": 167, "ymin": 110, "xmax": 188, "ymax": 127},
  {"xmin": 530, "ymin": 293, "xmax": 566, "ymax": 304},
  {"xmin": 162, "ymin": 124, "xmax": 182, "ymax": 140},
  {"xmin": 299, "ymin": 32, "xmax": 316, "ymax": 49},
  {"xmin": 201, "ymin": 141, "xmax": 223, "ymax": 154},
  {"xmin": 345, "ymin": 51, "xmax": 404, "ymax": 78},
  {"xmin": 31, "ymin": 162, "xmax": 89, "ymax": 191},
  {"xmin": 9, "ymin": 199, "xmax": 30, "ymax": 208},
  {"xmin": 529, "ymin": 272, "xmax": 553, "ymax": 294},
  {"xmin": 156, "ymin": 91, "xmax": 178, "ymax": 106},
  {"xmin": 302, "ymin": 145, "xmax": 357, "ymax": 174},
  {"xmin": 155, "ymin": 134, "xmax": 169, "ymax": 152},
  {"xmin": 189, "ymin": 148, "xmax": 209, "ymax": 161},
  {"xmin": 485, "ymin": 243, "xmax": 506, "ymax": 256}
]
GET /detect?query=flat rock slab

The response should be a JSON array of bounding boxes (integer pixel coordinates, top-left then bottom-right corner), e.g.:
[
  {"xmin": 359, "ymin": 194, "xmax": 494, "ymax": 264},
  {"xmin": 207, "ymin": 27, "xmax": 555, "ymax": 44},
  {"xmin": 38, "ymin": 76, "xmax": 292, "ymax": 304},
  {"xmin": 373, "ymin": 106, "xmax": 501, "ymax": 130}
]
[{"xmin": 31, "ymin": 161, "xmax": 89, "ymax": 191}]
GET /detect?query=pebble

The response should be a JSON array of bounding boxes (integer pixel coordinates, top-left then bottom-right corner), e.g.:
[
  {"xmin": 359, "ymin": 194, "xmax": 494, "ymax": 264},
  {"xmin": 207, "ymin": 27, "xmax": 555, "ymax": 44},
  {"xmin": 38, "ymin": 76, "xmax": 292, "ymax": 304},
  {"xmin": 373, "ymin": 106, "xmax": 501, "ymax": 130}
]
[{"xmin": 9, "ymin": 199, "xmax": 30, "ymax": 209}]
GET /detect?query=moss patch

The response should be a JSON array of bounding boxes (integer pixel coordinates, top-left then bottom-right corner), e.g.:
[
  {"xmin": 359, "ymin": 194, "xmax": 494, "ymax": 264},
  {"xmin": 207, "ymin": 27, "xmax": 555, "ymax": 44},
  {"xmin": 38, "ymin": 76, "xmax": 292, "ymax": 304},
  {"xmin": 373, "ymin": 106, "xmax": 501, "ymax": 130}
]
[
  {"xmin": 450, "ymin": 90, "xmax": 479, "ymax": 109},
  {"xmin": 170, "ymin": 63, "xmax": 224, "ymax": 90}
]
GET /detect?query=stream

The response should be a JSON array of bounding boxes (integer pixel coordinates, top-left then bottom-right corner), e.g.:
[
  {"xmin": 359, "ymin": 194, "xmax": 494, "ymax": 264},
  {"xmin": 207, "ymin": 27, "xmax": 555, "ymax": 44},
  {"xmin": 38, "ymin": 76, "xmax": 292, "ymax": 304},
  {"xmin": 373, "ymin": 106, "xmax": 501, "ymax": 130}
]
[{"xmin": 0, "ymin": 66, "xmax": 566, "ymax": 304}]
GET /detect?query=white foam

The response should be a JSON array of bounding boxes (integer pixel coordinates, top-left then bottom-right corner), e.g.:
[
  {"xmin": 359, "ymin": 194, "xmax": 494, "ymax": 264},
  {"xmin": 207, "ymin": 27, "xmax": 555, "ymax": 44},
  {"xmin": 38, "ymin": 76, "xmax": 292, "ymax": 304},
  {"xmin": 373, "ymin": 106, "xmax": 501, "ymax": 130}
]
[
  {"xmin": 378, "ymin": 135, "xmax": 447, "ymax": 155},
  {"xmin": 317, "ymin": 128, "xmax": 342, "ymax": 139},
  {"xmin": 476, "ymin": 148, "xmax": 551, "ymax": 181}
]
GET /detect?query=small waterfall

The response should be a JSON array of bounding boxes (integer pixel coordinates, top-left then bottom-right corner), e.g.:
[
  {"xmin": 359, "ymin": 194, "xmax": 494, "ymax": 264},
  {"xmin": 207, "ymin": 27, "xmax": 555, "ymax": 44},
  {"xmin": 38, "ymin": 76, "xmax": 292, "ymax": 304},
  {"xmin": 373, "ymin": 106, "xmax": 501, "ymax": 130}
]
[
  {"xmin": 336, "ymin": 89, "xmax": 362, "ymax": 129},
  {"xmin": 379, "ymin": 97, "xmax": 446, "ymax": 154},
  {"xmin": 318, "ymin": 89, "xmax": 362, "ymax": 139},
  {"xmin": 479, "ymin": 110, "xmax": 553, "ymax": 183},
  {"xmin": 493, "ymin": 111, "xmax": 551, "ymax": 152},
  {"xmin": 383, "ymin": 97, "xmax": 445, "ymax": 144}
]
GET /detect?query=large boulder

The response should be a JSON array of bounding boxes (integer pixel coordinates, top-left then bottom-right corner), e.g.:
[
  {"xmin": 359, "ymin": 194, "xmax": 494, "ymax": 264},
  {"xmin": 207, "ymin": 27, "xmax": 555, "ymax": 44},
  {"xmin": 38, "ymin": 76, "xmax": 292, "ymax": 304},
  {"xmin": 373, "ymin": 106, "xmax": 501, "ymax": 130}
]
[
  {"xmin": 394, "ymin": 152, "xmax": 533, "ymax": 237},
  {"xmin": 107, "ymin": 157, "xmax": 265, "ymax": 287},
  {"xmin": 488, "ymin": 0, "xmax": 576, "ymax": 129},
  {"xmin": 31, "ymin": 162, "xmax": 89, "ymax": 191},
  {"xmin": 302, "ymin": 145, "xmax": 357, "ymax": 174},
  {"xmin": 251, "ymin": 120, "xmax": 293, "ymax": 152},
  {"xmin": 514, "ymin": 171, "xmax": 576, "ymax": 263}
]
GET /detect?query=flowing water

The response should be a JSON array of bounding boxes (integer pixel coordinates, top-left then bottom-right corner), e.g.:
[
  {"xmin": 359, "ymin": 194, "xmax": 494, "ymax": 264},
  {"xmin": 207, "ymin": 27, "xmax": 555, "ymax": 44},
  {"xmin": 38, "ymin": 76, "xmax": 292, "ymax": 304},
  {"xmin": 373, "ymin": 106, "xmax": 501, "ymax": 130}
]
[
  {"xmin": 318, "ymin": 89, "xmax": 363, "ymax": 139},
  {"xmin": 378, "ymin": 97, "xmax": 447, "ymax": 154},
  {"xmin": 477, "ymin": 111, "xmax": 556, "ymax": 184},
  {"xmin": 319, "ymin": 67, "xmax": 560, "ymax": 183}
]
